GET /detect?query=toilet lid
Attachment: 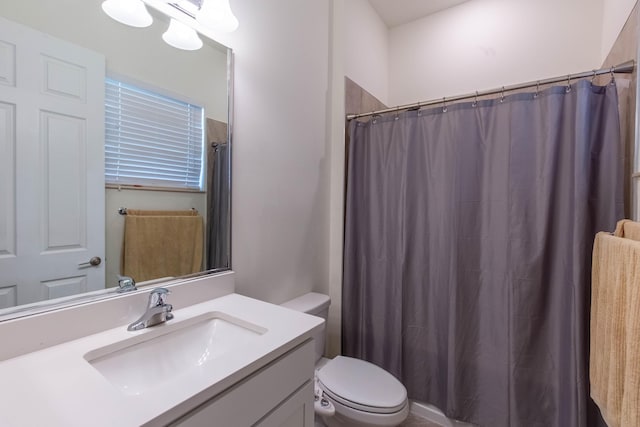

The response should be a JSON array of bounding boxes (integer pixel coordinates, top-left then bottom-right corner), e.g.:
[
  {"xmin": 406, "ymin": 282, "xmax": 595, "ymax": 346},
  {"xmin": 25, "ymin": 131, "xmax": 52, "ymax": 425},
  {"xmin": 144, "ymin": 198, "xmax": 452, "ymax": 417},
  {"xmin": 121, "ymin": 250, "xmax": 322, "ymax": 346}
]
[{"xmin": 317, "ymin": 356, "xmax": 407, "ymax": 414}]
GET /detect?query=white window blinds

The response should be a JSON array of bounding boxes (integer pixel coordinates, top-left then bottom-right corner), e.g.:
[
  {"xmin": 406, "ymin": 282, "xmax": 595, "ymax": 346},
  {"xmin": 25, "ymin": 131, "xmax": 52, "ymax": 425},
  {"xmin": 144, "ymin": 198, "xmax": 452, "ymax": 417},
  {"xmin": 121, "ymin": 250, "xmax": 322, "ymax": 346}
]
[{"xmin": 105, "ymin": 78, "xmax": 204, "ymax": 190}]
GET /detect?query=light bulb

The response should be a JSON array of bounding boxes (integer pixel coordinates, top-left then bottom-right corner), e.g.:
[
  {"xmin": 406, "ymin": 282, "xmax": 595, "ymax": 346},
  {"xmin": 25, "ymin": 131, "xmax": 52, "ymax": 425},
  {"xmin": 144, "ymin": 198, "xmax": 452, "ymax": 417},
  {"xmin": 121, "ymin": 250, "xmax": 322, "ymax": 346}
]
[
  {"xmin": 196, "ymin": 0, "xmax": 239, "ymax": 33},
  {"xmin": 101, "ymin": 0, "xmax": 153, "ymax": 28},
  {"xmin": 162, "ymin": 19, "xmax": 203, "ymax": 51}
]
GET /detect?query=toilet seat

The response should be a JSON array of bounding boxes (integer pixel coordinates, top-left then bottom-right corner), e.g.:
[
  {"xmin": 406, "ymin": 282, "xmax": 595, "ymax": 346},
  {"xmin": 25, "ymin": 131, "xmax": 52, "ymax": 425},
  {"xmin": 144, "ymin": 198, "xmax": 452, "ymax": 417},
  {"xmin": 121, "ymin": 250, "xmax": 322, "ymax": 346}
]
[{"xmin": 316, "ymin": 356, "xmax": 407, "ymax": 414}]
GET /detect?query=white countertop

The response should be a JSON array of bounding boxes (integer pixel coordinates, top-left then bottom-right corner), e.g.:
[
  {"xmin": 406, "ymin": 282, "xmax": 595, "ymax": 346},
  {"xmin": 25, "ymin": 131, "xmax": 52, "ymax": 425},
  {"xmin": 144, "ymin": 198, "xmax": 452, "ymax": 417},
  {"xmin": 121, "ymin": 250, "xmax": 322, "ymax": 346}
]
[{"xmin": 0, "ymin": 294, "xmax": 323, "ymax": 427}]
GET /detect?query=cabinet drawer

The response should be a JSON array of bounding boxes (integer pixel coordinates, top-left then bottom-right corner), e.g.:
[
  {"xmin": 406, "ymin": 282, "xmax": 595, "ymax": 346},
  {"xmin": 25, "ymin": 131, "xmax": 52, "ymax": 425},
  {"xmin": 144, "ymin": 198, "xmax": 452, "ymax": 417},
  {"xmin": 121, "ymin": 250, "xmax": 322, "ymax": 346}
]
[{"xmin": 173, "ymin": 339, "xmax": 315, "ymax": 427}]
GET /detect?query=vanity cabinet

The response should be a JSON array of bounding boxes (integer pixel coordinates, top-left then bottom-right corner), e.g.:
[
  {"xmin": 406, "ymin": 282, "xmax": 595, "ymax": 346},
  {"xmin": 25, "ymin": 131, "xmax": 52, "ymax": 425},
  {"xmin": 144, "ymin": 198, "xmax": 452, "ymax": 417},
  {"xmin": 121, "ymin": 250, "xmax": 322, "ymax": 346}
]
[
  {"xmin": 170, "ymin": 340, "xmax": 315, "ymax": 427},
  {"xmin": 0, "ymin": 292, "xmax": 324, "ymax": 427}
]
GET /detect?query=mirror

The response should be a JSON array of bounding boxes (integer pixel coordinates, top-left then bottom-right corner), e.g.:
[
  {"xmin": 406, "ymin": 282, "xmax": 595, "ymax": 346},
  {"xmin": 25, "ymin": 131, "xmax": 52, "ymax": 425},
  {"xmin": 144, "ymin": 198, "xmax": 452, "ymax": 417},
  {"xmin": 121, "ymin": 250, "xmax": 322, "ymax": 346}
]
[{"xmin": 0, "ymin": 0, "xmax": 231, "ymax": 318}]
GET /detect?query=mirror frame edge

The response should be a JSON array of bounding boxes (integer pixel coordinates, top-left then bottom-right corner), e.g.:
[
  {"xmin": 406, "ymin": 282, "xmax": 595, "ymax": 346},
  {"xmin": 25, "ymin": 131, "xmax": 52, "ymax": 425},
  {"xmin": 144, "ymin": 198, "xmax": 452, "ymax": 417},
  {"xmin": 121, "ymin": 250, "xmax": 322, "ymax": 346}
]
[{"xmin": 226, "ymin": 48, "xmax": 234, "ymax": 270}]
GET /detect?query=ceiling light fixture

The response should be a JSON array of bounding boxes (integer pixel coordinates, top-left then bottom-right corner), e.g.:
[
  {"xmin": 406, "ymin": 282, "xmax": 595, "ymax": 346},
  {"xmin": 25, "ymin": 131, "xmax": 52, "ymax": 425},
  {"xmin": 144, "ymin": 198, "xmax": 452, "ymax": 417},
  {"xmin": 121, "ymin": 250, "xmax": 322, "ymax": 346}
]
[
  {"xmin": 101, "ymin": 0, "xmax": 153, "ymax": 28},
  {"xmin": 101, "ymin": 0, "xmax": 238, "ymax": 52},
  {"xmin": 196, "ymin": 0, "xmax": 239, "ymax": 33},
  {"xmin": 162, "ymin": 18, "xmax": 204, "ymax": 50}
]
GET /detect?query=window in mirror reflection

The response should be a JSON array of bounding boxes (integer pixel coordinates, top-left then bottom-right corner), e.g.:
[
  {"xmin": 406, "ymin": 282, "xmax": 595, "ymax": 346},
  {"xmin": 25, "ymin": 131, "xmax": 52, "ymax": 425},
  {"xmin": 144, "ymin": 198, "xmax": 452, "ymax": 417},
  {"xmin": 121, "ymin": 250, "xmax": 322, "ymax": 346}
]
[
  {"xmin": 105, "ymin": 77, "xmax": 205, "ymax": 191},
  {"xmin": 104, "ymin": 77, "xmax": 207, "ymax": 285}
]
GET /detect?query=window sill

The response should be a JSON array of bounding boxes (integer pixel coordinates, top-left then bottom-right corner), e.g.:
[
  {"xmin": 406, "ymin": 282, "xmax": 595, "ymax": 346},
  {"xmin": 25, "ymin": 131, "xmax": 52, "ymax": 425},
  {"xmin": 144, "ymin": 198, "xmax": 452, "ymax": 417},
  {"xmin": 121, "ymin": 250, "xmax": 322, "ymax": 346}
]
[{"xmin": 105, "ymin": 184, "xmax": 205, "ymax": 194}]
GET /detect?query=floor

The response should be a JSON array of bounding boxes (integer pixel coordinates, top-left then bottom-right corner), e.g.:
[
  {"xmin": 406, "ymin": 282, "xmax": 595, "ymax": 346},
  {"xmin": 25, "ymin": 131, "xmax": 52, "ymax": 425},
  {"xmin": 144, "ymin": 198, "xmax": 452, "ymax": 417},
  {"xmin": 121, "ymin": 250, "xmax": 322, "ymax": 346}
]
[
  {"xmin": 315, "ymin": 412, "xmax": 441, "ymax": 427},
  {"xmin": 400, "ymin": 413, "xmax": 442, "ymax": 427}
]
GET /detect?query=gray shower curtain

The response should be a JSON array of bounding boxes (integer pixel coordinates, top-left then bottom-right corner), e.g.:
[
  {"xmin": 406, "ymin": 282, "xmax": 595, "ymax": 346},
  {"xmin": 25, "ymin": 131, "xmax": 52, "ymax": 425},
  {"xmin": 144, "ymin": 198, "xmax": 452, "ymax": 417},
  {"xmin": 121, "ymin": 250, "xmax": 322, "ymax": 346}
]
[
  {"xmin": 206, "ymin": 143, "xmax": 230, "ymax": 270},
  {"xmin": 342, "ymin": 80, "xmax": 623, "ymax": 427}
]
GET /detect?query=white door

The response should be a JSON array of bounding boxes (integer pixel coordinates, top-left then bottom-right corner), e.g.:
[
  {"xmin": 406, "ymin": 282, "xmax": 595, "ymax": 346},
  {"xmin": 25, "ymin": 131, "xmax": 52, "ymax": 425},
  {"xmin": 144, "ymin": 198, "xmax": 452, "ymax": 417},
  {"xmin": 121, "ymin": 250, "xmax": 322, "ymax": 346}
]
[{"xmin": 0, "ymin": 16, "xmax": 105, "ymax": 309}]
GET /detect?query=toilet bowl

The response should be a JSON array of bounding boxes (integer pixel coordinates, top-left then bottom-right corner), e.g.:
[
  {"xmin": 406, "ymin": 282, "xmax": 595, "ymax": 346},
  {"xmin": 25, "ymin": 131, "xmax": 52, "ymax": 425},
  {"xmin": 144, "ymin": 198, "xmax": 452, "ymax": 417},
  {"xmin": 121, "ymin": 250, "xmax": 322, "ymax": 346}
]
[
  {"xmin": 316, "ymin": 355, "xmax": 409, "ymax": 427},
  {"xmin": 281, "ymin": 293, "xmax": 409, "ymax": 427}
]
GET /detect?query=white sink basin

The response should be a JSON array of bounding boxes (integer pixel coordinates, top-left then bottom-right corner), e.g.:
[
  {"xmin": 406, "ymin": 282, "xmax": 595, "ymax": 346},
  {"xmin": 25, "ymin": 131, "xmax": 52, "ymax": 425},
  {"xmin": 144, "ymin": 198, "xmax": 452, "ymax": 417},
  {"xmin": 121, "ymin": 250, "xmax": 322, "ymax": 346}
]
[{"xmin": 84, "ymin": 312, "xmax": 266, "ymax": 396}]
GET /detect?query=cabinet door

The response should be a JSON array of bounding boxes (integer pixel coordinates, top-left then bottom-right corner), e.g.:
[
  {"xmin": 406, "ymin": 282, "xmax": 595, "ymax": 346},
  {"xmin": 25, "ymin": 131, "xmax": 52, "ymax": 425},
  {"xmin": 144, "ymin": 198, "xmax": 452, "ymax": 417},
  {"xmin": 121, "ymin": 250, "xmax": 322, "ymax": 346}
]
[
  {"xmin": 255, "ymin": 381, "xmax": 314, "ymax": 427},
  {"xmin": 170, "ymin": 340, "xmax": 315, "ymax": 427}
]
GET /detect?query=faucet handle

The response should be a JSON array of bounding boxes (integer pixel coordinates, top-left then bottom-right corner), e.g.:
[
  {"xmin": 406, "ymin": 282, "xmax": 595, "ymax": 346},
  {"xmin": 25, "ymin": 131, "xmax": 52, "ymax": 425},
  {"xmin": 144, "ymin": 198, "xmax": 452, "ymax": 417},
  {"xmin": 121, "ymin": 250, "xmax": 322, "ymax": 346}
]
[
  {"xmin": 117, "ymin": 275, "xmax": 137, "ymax": 293},
  {"xmin": 148, "ymin": 287, "xmax": 170, "ymax": 307}
]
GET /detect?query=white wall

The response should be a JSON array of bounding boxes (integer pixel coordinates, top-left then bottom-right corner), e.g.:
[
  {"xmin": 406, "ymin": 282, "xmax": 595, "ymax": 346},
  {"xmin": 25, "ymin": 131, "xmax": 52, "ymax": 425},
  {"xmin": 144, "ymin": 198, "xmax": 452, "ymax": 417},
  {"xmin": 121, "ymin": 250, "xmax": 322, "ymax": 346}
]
[
  {"xmin": 327, "ymin": 0, "xmax": 346, "ymax": 356},
  {"xmin": 215, "ymin": 0, "xmax": 331, "ymax": 303},
  {"xmin": 387, "ymin": 0, "xmax": 604, "ymax": 106},
  {"xmin": 601, "ymin": 0, "xmax": 637, "ymax": 62},
  {"xmin": 344, "ymin": 0, "xmax": 389, "ymax": 105}
]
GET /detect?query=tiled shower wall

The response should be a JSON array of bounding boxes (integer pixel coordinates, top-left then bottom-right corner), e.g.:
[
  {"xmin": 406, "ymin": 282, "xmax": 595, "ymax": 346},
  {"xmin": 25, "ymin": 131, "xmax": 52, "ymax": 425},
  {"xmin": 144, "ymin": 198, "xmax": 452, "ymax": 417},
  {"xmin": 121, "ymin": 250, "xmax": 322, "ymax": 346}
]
[
  {"xmin": 345, "ymin": 76, "xmax": 387, "ymax": 117},
  {"xmin": 599, "ymin": 2, "xmax": 638, "ymax": 217}
]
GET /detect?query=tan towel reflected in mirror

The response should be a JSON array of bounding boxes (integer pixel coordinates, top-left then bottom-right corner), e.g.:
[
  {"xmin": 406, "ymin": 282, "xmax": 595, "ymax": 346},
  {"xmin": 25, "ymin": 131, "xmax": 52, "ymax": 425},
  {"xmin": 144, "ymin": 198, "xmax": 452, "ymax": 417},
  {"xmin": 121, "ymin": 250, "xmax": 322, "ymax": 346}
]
[
  {"xmin": 121, "ymin": 209, "xmax": 203, "ymax": 283},
  {"xmin": 590, "ymin": 219, "xmax": 640, "ymax": 427}
]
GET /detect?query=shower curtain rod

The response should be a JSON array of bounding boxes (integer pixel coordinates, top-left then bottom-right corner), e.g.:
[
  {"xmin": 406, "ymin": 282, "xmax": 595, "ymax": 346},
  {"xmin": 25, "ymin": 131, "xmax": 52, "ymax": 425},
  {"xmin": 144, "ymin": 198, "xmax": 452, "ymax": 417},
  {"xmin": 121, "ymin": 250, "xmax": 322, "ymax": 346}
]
[{"xmin": 346, "ymin": 60, "xmax": 635, "ymax": 120}]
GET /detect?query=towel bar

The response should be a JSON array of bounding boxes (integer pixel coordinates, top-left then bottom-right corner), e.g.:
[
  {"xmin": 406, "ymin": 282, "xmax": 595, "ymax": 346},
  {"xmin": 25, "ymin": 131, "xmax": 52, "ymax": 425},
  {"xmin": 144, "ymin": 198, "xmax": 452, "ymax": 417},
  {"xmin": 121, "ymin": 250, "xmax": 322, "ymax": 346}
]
[{"xmin": 118, "ymin": 207, "xmax": 197, "ymax": 215}]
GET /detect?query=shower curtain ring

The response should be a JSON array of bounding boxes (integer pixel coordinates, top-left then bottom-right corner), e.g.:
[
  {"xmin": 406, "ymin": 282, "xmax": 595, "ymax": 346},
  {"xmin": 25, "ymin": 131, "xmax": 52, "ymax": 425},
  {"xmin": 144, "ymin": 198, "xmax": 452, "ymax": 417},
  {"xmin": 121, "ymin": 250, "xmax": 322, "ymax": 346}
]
[
  {"xmin": 395, "ymin": 106, "xmax": 400, "ymax": 120},
  {"xmin": 473, "ymin": 91, "xmax": 478, "ymax": 107},
  {"xmin": 534, "ymin": 81, "xmax": 540, "ymax": 99},
  {"xmin": 566, "ymin": 75, "xmax": 571, "ymax": 93},
  {"xmin": 591, "ymin": 70, "xmax": 597, "ymax": 85},
  {"xmin": 442, "ymin": 97, "xmax": 448, "ymax": 113},
  {"xmin": 417, "ymin": 101, "xmax": 422, "ymax": 115},
  {"xmin": 500, "ymin": 87, "xmax": 505, "ymax": 103},
  {"xmin": 610, "ymin": 66, "xmax": 616, "ymax": 85}
]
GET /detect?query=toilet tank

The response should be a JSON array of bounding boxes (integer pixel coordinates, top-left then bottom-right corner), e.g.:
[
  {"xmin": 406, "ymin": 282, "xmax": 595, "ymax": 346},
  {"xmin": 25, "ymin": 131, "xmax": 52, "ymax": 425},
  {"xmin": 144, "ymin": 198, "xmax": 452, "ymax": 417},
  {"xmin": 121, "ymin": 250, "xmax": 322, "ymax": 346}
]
[{"xmin": 281, "ymin": 292, "xmax": 330, "ymax": 362}]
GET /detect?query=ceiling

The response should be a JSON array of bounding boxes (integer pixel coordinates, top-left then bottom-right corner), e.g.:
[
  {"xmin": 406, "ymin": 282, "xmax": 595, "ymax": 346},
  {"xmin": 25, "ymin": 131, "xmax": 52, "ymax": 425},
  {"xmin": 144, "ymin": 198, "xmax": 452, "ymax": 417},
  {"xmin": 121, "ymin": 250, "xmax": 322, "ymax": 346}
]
[{"xmin": 368, "ymin": 0, "xmax": 471, "ymax": 28}]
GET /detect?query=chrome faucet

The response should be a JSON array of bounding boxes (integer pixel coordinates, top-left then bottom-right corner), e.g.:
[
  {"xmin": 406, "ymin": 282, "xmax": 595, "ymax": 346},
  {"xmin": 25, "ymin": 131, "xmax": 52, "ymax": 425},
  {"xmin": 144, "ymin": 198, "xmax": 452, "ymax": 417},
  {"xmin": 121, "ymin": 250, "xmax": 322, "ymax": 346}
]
[
  {"xmin": 117, "ymin": 275, "xmax": 137, "ymax": 293},
  {"xmin": 127, "ymin": 288, "xmax": 174, "ymax": 331}
]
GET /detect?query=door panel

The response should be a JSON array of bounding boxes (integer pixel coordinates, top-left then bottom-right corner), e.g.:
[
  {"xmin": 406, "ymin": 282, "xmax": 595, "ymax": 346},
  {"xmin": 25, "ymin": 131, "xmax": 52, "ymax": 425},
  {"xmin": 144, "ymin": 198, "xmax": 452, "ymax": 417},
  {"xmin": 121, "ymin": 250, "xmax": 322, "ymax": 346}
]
[
  {"xmin": 0, "ymin": 285, "xmax": 17, "ymax": 310},
  {"xmin": 0, "ymin": 40, "xmax": 15, "ymax": 86},
  {"xmin": 41, "ymin": 55, "xmax": 87, "ymax": 101},
  {"xmin": 41, "ymin": 276, "xmax": 87, "ymax": 300},
  {"xmin": 0, "ymin": 102, "xmax": 16, "ymax": 259},
  {"xmin": 41, "ymin": 111, "xmax": 87, "ymax": 251}
]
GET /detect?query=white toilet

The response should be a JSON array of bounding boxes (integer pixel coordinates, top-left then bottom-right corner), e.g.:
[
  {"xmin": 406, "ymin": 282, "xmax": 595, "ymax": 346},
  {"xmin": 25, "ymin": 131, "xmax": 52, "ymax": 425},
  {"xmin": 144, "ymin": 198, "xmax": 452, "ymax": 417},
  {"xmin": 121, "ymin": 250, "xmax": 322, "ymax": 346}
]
[{"xmin": 282, "ymin": 293, "xmax": 409, "ymax": 427}]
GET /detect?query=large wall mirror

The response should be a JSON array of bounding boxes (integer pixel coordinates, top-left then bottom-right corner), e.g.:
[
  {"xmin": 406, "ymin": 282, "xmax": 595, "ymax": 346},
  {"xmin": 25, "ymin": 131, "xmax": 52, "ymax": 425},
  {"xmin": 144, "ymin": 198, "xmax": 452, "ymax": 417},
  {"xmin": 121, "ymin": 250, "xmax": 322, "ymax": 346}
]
[{"xmin": 0, "ymin": 0, "xmax": 232, "ymax": 319}]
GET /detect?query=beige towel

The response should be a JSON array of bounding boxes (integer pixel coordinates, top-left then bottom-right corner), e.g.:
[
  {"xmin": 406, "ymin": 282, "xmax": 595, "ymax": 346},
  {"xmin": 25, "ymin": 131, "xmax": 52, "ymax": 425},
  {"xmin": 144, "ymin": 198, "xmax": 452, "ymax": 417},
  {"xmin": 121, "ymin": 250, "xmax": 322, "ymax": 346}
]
[
  {"xmin": 121, "ymin": 210, "xmax": 203, "ymax": 283},
  {"xmin": 591, "ymin": 231, "xmax": 640, "ymax": 427},
  {"xmin": 614, "ymin": 219, "xmax": 640, "ymax": 241}
]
